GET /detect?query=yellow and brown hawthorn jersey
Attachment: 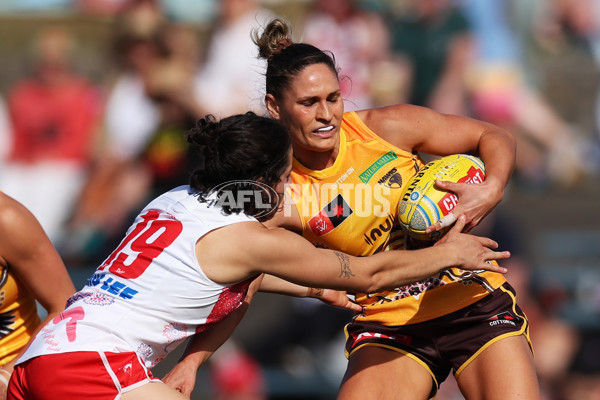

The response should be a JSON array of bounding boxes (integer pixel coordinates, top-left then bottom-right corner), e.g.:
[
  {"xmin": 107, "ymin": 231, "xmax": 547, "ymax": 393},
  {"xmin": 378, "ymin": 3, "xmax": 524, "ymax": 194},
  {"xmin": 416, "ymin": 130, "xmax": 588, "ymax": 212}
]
[
  {"xmin": 0, "ymin": 265, "xmax": 41, "ymax": 365},
  {"xmin": 289, "ymin": 111, "xmax": 506, "ymax": 326}
]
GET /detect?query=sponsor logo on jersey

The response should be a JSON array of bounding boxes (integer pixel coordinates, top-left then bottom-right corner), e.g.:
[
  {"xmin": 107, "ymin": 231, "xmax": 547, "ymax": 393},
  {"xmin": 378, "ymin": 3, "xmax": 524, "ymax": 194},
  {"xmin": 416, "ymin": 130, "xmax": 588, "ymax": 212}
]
[
  {"xmin": 363, "ymin": 214, "xmax": 395, "ymax": 246},
  {"xmin": 308, "ymin": 194, "xmax": 353, "ymax": 236},
  {"xmin": 359, "ymin": 151, "xmax": 398, "ymax": 183},
  {"xmin": 377, "ymin": 167, "xmax": 403, "ymax": 188},
  {"xmin": 330, "ymin": 166, "xmax": 355, "ymax": 191},
  {"xmin": 486, "ymin": 311, "xmax": 519, "ymax": 327},
  {"xmin": 87, "ymin": 272, "xmax": 139, "ymax": 300}
]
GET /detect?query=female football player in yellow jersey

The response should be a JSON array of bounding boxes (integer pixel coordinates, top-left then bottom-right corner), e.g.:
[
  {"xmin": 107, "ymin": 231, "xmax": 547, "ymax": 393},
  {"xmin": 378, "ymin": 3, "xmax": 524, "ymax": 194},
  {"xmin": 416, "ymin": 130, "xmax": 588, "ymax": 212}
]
[
  {"xmin": 163, "ymin": 18, "xmax": 538, "ymax": 400},
  {"xmin": 250, "ymin": 18, "xmax": 540, "ymax": 400},
  {"xmin": 0, "ymin": 192, "xmax": 76, "ymax": 398}
]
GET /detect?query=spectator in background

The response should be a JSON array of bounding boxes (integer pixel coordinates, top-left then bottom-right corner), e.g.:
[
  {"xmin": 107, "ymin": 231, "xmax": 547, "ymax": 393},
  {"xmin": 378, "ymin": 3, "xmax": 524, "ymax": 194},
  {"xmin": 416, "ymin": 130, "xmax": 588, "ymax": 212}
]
[
  {"xmin": 301, "ymin": 0, "xmax": 397, "ymax": 110},
  {"xmin": 460, "ymin": 0, "xmax": 591, "ymax": 188},
  {"xmin": 74, "ymin": 0, "xmax": 217, "ymax": 23},
  {"xmin": 62, "ymin": 0, "xmax": 203, "ymax": 265},
  {"xmin": 192, "ymin": 0, "xmax": 274, "ymax": 117},
  {"xmin": 379, "ymin": 0, "xmax": 592, "ymax": 188},
  {"xmin": 73, "ymin": 0, "xmax": 130, "ymax": 16},
  {"xmin": 526, "ymin": 0, "xmax": 600, "ymax": 178},
  {"xmin": 0, "ymin": 26, "xmax": 103, "ymax": 244},
  {"xmin": 0, "ymin": 97, "xmax": 12, "ymax": 164},
  {"xmin": 385, "ymin": 0, "xmax": 474, "ymax": 116},
  {"xmin": 0, "ymin": 0, "xmax": 70, "ymax": 13}
]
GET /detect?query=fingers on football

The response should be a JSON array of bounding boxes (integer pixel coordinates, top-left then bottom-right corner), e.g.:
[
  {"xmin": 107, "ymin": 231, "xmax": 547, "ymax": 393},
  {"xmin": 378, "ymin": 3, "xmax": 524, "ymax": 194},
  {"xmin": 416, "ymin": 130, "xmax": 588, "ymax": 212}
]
[
  {"xmin": 434, "ymin": 179, "xmax": 454, "ymax": 189},
  {"xmin": 427, "ymin": 211, "xmax": 459, "ymax": 234},
  {"xmin": 447, "ymin": 214, "xmax": 465, "ymax": 233},
  {"xmin": 438, "ymin": 212, "xmax": 457, "ymax": 230}
]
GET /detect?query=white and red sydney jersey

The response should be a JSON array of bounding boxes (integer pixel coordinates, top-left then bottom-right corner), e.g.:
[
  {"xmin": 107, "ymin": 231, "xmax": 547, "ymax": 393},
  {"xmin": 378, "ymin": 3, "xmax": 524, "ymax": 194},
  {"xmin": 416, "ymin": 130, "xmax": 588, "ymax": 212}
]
[{"xmin": 18, "ymin": 185, "xmax": 257, "ymax": 368}]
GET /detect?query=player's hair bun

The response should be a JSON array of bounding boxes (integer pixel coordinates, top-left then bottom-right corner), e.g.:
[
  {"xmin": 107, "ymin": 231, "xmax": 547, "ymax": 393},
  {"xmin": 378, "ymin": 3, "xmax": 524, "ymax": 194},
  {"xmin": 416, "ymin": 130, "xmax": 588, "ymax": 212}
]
[
  {"xmin": 186, "ymin": 114, "xmax": 218, "ymax": 147},
  {"xmin": 253, "ymin": 18, "xmax": 293, "ymax": 60},
  {"xmin": 185, "ymin": 115, "xmax": 221, "ymax": 187}
]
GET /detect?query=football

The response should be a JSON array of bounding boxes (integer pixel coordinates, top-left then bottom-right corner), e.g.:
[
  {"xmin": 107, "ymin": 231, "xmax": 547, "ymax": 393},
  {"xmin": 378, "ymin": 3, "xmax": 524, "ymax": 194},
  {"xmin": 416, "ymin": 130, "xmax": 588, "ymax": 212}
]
[{"xmin": 398, "ymin": 154, "xmax": 485, "ymax": 241}]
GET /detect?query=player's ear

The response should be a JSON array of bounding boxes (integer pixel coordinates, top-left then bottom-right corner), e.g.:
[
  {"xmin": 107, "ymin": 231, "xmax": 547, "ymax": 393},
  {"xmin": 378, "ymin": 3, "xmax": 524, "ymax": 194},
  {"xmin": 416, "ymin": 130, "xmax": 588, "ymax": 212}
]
[{"xmin": 265, "ymin": 94, "xmax": 280, "ymax": 120}]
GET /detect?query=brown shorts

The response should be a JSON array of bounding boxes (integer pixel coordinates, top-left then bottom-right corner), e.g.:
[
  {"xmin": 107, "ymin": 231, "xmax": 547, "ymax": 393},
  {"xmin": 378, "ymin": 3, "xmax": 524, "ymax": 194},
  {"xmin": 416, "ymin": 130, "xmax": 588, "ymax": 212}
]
[{"xmin": 344, "ymin": 283, "xmax": 531, "ymax": 394}]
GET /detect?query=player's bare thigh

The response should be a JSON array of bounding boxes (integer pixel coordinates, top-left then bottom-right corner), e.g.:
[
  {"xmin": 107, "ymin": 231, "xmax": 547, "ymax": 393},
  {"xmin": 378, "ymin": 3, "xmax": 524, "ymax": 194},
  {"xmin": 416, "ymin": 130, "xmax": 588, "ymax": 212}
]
[
  {"xmin": 121, "ymin": 382, "xmax": 188, "ymax": 400},
  {"xmin": 456, "ymin": 335, "xmax": 541, "ymax": 400},
  {"xmin": 338, "ymin": 346, "xmax": 433, "ymax": 400}
]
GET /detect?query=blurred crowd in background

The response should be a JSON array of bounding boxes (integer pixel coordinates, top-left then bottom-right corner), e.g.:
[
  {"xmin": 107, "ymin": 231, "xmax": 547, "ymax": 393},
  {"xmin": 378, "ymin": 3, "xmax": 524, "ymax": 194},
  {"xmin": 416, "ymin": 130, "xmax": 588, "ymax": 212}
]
[{"xmin": 0, "ymin": 0, "xmax": 599, "ymax": 399}]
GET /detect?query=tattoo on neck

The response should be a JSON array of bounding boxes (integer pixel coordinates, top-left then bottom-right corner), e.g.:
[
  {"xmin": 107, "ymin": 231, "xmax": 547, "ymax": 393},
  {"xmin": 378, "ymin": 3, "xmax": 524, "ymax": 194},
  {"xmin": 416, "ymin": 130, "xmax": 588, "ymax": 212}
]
[{"xmin": 335, "ymin": 251, "xmax": 354, "ymax": 279}]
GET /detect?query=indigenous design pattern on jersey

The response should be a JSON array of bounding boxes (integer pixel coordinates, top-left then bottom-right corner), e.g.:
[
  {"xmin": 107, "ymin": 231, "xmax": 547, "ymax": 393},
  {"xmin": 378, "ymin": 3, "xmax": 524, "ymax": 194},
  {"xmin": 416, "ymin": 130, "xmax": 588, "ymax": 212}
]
[
  {"xmin": 289, "ymin": 112, "xmax": 506, "ymax": 326},
  {"xmin": 0, "ymin": 265, "xmax": 41, "ymax": 365},
  {"xmin": 19, "ymin": 186, "xmax": 256, "ymax": 368}
]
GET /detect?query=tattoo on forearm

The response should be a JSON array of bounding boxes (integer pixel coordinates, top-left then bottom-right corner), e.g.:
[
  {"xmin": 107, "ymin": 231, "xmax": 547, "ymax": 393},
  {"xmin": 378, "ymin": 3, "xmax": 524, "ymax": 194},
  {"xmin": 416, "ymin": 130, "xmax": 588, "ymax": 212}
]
[
  {"xmin": 335, "ymin": 251, "xmax": 354, "ymax": 279},
  {"xmin": 308, "ymin": 287, "xmax": 324, "ymax": 298}
]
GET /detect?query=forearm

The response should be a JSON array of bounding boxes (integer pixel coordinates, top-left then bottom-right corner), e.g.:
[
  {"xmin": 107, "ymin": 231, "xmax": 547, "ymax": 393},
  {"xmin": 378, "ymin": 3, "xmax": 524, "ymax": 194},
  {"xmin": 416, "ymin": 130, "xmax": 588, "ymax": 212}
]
[
  {"xmin": 259, "ymin": 274, "xmax": 312, "ymax": 297},
  {"xmin": 182, "ymin": 301, "xmax": 250, "ymax": 367},
  {"xmin": 358, "ymin": 218, "xmax": 509, "ymax": 293},
  {"xmin": 477, "ymin": 126, "xmax": 516, "ymax": 192},
  {"xmin": 359, "ymin": 244, "xmax": 460, "ymax": 292}
]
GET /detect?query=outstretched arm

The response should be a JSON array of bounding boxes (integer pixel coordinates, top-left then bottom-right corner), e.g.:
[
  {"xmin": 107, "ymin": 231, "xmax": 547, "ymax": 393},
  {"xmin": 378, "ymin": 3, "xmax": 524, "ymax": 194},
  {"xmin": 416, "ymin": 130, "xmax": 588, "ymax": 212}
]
[
  {"xmin": 258, "ymin": 274, "xmax": 362, "ymax": 312},
  {"xmin": 164, "ymin": 215, "xmax": 508, "ymax": 395},
  {"xmin": 198, "ymin": 215, "xmax": 509, "ymax": 293}
]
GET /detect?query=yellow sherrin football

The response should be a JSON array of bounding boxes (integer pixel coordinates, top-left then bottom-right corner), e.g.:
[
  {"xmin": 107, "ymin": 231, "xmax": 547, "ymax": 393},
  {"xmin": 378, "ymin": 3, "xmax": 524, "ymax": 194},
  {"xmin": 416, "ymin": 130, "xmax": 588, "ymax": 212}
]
[{"xmin": 398, "ymin": 154, "xmax": 485, "ymax": 241}]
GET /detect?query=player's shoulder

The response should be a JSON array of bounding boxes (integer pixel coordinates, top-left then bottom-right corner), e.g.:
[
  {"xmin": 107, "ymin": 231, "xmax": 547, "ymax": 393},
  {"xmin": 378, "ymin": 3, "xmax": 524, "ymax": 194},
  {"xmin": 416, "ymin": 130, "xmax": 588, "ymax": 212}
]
[
  {"xmin": 262, "ymin": 192, "xmax": 302, "ymax": 233},
  {"xmin": 0, "ymin": 193, "xmax": 46, "ymax": 258},
  {"xmin": 200, "ymin": 220, "xmax": 287, "ymax": 268},
  {"xmin": 357, "ymin": 104, "xmax": 437, "ymax": 134},
  {"xmin": 203, "ymin": 220, "xmax": 267, "ymax": 246},
  {"xmin": 355, "ymin": 105, "xmax": 435, "ymax": 150},
  {"xmin": 223, "ymin": 222, "xmax": 300, "ymax": 257},
  {"xmin": 0, "ymin": 192, "xmax": 32, "ymax": 229}
]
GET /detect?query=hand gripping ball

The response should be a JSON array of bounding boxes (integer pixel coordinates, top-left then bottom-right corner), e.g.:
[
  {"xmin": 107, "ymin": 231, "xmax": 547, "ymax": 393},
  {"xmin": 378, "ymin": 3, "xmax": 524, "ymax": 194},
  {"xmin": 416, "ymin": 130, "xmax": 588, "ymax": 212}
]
[{"xmin": 398, "ymin": 154, "xmax": 485, "ymax": 241}]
